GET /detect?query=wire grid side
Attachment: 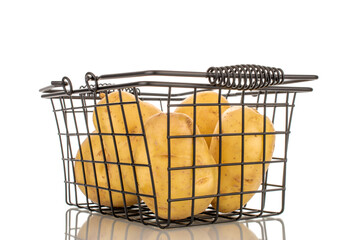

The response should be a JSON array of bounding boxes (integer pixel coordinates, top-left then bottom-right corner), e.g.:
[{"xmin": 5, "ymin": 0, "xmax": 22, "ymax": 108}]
[{"xmin": 53, "ymin": 86, "xmax": 296, "ymax": 228}]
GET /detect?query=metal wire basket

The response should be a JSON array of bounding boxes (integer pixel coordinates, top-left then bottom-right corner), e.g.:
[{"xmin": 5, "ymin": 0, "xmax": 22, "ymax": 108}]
[{"xmin": 40, "ymin": 65, "xmax": 317, "ymax": 229}]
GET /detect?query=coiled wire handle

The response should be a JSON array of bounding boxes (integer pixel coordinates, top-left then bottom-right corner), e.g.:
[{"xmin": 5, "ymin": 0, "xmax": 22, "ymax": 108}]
[
  {"xmin": 40, "ymin": 65, "xmax": 317, "ymax": 96},
  {"xmin": 207, "ymin": 65, "xmax": 284, "ymax": 90}
]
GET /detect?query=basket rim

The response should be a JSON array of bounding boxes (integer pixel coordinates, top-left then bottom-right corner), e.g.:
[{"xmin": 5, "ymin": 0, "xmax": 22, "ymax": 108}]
[{"xmin": 40, "ymin": 80, "xmax": 314, "ymax": 99}]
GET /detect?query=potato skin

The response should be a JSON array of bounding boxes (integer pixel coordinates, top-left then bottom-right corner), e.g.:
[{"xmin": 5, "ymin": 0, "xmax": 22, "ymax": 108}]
[
  {"xmin": 74, "ymin": 133, "xmax": 136, "ymax": 207},
  {"xmin": 132, "ymin": 112, "xmax": 218, "ymax": 220},
  {"xmin": 92, "ymin": 91, "xmax": 161, "ymax": 197},
  {"xmin": 174, "ymin": 91, "xmax": 230, "ymax": 147},
  {"xmin": 210, "ymin": 106, "xmax": 275, "ymax": 213}
]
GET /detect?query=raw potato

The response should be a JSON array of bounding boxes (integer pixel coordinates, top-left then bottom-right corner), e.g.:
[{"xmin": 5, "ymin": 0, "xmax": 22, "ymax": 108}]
[
  {"xmin": 74, "ymin": 133, "xmax": 137, "ymax": 207},
  {"xmin": 175, "ymin": 91, "xmax": 230, "ymax": 147},
  {"xmin": 210, "ymin": 106, "xmax": 275, "ymax": 213},
  {"xmin": 132, "ymin": 112, "xmax": 218, "ymax": 220},
  {"xmin": 93, "ymin": 91, "xmax": 161, "ymax": 194}
]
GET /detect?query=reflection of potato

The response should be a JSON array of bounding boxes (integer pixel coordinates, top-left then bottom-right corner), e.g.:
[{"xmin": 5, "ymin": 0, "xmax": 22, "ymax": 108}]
[
  {"xmin": 75, "ymin": 211, "xmax": 259, "ymax": 240},
  {"xmin": 210, "ymin": 106, "xmax": 275, "ymax": 213},
  {"xmin": 76, "ymin": 213, "xmax": 211, "ymax": 240},
  {"xmin": 142, "ymin": 225, "xmax": 211, "ymax": 240},
  {"xmin": 133, "ymin": 112, "xmax": 218, "ymax": 220},
  {"xmin": 76, "ymin": 214, "xmax": 143, "ymax": 240},
  {"xmin": 208, "ymin": 222, "xmax": 258, "ymax": 240},
  {"xmin": 93, "ymin": 91, "xmax": 161, "ymax": 200},
  {"xmin": 175, "ymin": 91, "xmax": 230, "ymax": 147},
  {"xmin": 75, "ymin": 133, "xmax": 136, "ymax": 207}
]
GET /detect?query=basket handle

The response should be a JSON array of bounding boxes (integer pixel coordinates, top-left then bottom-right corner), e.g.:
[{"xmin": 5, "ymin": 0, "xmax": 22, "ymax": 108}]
[
  {"xmin": 39, "ymin": 65, "xmax": 318, "ymax": 93},
  {"xmin": 39, "ymin": 77, "xmax": 73, "ymax": 94},
  {"xmin": 93, "ymin": 65, "xmax": 317, "ymax": 91}
]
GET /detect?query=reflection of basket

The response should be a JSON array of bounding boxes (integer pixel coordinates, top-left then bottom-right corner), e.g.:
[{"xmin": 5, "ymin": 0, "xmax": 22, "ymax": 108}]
[
  {"xmin": 40, "ymin": 65, "xmax": 317, "ymax": 228},
  {"xmin": 66, "ymin": 208, "xmax": 286, "ymax": 239}
]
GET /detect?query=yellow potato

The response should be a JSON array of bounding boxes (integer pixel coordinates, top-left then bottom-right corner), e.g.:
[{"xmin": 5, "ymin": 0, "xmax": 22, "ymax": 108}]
[
  {"xmin": 210, "ymin": 106, "xmax": 275, "ymax": 213},
  {"xmin": 174, "ymin": 91, "xmax": 230, "ymax": 147},
  {"xmin": 132, "ymin": 112, "xmax": 218, "ymax": 220},
  {"xmin": 93, "ymin": 91, "xmax": 161, "ymax": 194},
  {"xmin": 74, "ymin": 133, "xmax": 137, "ymax": 207}
]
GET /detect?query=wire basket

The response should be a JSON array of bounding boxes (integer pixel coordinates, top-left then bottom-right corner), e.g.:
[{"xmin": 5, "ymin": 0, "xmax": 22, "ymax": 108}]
[{"xmin": 40, "ymin": 65, "xmax": 317, "ymax": 229}]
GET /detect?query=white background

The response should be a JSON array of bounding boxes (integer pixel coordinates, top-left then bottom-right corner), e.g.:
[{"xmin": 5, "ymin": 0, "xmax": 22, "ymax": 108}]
[{"xmin": 1, "ymin": 0, "xmax": 359, "ymax": 239}]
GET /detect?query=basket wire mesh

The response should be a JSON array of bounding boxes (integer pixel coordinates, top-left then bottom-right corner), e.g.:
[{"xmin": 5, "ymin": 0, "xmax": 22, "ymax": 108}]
[{"xmin": 40, "ymin": 65, "xmax": 317, "ymax": 228}]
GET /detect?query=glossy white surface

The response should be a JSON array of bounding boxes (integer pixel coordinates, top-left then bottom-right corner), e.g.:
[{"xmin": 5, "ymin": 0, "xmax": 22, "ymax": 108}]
[{"xmin": 1, "ymin": 0, "xmax": 359, "ymax": 239}]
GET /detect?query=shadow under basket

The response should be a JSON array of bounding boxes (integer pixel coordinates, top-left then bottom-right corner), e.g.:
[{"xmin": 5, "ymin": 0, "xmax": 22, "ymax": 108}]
[{"xmin": 40, "ymin": 65, "xmax": 318, "ymax": 228}]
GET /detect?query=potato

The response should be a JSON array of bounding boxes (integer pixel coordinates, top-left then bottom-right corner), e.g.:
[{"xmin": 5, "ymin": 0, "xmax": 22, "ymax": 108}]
[
  {"xmin": 132, "ymin": 112, "xmax": 218, "ymax": 220},
  {"xmin": 210, "ymin": 106, "xmax": 275, "ymax": 213},
  {"xmin": 74, "ymin": 133, "xmax": 137, "ymax": 207},
  {"xmin": 174, "ymin": 91, "xmax": 230, "ymax": 147},
  {"xmin": 93, "ymin": 91, "xmax": 161, "ymax": 195}
]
